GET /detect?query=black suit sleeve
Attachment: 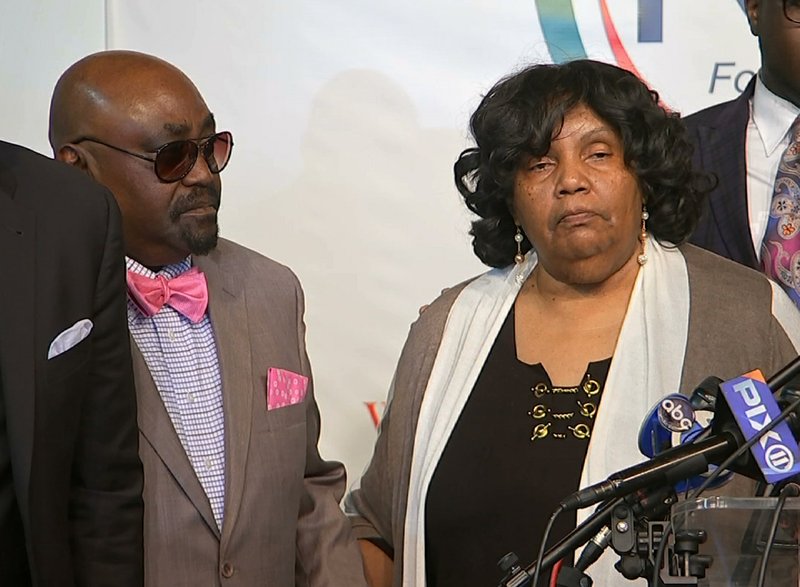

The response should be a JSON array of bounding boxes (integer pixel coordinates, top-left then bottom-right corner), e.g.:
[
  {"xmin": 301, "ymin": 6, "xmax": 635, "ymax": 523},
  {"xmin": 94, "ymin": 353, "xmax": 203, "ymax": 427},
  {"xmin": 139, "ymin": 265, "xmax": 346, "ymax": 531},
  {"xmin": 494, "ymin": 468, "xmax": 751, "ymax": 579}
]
[{"xmin": 69, "ymin": 190, "xmax": 144, "ymax": 587}]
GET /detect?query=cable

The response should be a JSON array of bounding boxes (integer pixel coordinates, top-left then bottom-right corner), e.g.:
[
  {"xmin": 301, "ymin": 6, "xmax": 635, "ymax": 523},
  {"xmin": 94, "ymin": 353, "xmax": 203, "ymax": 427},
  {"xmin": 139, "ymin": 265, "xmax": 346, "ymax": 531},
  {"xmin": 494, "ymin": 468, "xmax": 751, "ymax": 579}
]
[
  {"xmin": 549, "ymin": 559, "xmax": 563, "ymax": 587},
  {"xmin": 756, "ymin": 484, "xmax": 800, "ymax": 587},
  {"xmin": 532, "ymin": 505, "xmax": 564, "ymax": 587},
  {"xmin": 535, "ymin": 495, "xmax": 623, "ymax": 576},
  {"xmin": 651, "ymin": 521, "xmax": 673, "ymax": 587}
]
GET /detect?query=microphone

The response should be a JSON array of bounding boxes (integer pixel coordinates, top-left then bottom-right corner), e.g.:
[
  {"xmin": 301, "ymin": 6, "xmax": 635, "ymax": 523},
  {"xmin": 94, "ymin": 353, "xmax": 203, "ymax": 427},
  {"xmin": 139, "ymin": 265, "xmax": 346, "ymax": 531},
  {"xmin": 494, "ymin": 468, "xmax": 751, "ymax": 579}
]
[
  {"xmin": 560, "ymin": 432, "xmax": 735, "ymax": 509},
  {"xmin": 637, "ymin": 390, "xmax": 732, "ymax": 494},
  {"xmin": 688, "ymin": 376, "xmax": 723, "ymax": 412},
  {"xmin": 560, "ymin": 359, "xmax": 800, "ymax": 512}
]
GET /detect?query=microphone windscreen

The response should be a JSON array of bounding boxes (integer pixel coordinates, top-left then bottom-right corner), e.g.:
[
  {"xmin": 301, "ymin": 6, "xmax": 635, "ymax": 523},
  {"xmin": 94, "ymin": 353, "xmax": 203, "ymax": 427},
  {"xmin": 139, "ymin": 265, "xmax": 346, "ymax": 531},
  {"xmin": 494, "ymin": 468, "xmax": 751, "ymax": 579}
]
[{"xmin": 638, "ymin": 393, "xmax": 732, "ymax": 493}]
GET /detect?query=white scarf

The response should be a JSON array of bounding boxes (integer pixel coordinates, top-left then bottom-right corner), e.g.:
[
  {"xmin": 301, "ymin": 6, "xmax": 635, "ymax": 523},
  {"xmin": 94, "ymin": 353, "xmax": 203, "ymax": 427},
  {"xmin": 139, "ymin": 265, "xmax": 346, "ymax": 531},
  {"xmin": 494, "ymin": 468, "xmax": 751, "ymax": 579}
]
[{"xmin": 402, "ymin": 237, "xmax": 690, "ymax": 586}]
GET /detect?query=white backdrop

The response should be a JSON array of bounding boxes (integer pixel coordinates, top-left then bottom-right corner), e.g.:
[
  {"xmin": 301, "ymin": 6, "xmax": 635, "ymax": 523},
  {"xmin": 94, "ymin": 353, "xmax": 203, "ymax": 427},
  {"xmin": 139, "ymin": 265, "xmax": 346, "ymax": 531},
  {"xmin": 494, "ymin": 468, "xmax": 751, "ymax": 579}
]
[{"xmin": 3, "ymin": 0, "xmax": 758, "ymax": 484}]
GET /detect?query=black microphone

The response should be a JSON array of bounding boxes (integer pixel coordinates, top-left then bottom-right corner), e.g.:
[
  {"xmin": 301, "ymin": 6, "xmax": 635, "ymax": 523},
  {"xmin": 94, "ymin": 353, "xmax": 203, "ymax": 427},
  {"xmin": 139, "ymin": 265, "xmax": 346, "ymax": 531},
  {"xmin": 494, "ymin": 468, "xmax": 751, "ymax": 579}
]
[
  {"xmin": 560, "ymin": 356, "xmax": 800, "ymax": 512},
  {"xmin": 560, "ymin": 431, "xmax": 737, "ymax": 511}
]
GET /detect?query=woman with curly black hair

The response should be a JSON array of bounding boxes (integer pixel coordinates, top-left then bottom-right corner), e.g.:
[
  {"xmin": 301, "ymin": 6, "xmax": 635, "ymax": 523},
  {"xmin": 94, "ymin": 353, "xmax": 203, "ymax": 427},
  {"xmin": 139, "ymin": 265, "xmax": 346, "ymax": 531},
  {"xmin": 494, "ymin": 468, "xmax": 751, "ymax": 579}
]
[
  {"xmin": 456, "ymin": 59, "xmax": 706, "ymax": 268},
  {"xmin": 348, "ymin": 60, "xmax": 800, "ymax": 587}
]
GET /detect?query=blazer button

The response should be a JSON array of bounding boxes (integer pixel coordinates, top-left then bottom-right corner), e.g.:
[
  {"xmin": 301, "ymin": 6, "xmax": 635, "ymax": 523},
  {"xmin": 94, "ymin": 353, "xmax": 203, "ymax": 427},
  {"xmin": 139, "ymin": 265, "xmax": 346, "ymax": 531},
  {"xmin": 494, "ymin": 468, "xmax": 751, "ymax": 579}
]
[{"xmin": 221, "ymin": 562, "xmax": 234, "ymax": 578}]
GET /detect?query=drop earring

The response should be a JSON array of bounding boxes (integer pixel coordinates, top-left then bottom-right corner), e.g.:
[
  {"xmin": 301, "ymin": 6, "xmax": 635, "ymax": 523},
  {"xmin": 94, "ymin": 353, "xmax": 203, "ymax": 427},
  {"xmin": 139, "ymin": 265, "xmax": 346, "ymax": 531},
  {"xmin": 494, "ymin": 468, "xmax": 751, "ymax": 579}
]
[
  {"xmin": 638, "ymin": 208, "xmax": 649, "ymax": 266},
  {"xmin": 514, "ymin": 226, "xmax": 525, "ymax": 264}
]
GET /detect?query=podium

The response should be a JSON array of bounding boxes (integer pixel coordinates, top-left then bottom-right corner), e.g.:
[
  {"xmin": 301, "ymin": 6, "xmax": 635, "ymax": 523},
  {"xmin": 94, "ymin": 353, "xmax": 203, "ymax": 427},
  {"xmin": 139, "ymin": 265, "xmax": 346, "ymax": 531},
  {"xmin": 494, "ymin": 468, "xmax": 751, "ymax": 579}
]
[{"xmin": 671, "ymin": 497, "xmax": 800, "ymax": 587}]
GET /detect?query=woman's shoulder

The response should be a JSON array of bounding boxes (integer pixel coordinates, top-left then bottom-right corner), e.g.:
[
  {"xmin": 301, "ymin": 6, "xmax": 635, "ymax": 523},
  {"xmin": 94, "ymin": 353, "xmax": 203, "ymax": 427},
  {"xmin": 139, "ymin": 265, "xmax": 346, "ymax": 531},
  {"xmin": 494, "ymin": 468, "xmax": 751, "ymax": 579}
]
[
  {"xmin": 679, "ymin": 243, "xmax": 774, "ymax": 301},
  {"xmin": 679, "ymin": 242, "xmax": 799, "ymax": 346},
  {"xmin": 410, "ymin": 265, "xmax": 515, "ymax": 339},
  {"xmin": 677, "ymin": 244, "xmax": 800, "ymax": 388},
  {"xmin": 408, "ymin": 277, "xmax": 474, "ymax": 342}
]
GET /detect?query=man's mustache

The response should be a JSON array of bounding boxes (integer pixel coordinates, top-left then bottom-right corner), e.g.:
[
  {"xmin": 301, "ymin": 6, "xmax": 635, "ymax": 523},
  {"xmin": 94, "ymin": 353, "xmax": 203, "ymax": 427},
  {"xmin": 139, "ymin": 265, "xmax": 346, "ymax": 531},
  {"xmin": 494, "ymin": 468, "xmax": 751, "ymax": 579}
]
[{"xmin": 170, "ymin": 188, "xmax": 221, "ymax": 221}]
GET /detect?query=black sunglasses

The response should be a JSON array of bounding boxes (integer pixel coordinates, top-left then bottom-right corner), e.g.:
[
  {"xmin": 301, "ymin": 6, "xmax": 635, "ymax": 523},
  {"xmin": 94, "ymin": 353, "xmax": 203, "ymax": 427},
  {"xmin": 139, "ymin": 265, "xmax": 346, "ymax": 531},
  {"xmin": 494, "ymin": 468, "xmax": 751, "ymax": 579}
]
[{"xmin": 73, "ymin": 131, "xmax": 234, "ymax": 183}]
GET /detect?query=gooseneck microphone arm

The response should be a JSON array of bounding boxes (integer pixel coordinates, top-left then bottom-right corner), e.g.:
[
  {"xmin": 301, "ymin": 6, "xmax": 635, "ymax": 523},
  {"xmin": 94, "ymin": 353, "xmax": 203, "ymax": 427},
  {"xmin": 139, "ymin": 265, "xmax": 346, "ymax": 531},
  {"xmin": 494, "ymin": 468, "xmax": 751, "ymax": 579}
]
[
  {"xmin": 559, "ymin": 432, "xmax": 738, "ymax": 511},
  {"xmin": 766, "ymin": 355, "xmax": 800, "ymax": 391},
  {"xmin": 560, "ymin": 355, "xmax": 800, "ymax": 513}
]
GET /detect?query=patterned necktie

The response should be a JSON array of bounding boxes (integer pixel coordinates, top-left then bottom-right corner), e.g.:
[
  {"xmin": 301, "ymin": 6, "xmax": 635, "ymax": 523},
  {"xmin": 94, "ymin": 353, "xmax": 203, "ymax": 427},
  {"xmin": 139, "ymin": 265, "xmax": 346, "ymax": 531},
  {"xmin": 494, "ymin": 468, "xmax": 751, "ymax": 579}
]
[
  {"xmin": 761, "ymin": 118, "xmax": 800, "ymax": 308},
  {"xmin": 126, "ymin": 267, "xmax": 209, "ymax": 323}
]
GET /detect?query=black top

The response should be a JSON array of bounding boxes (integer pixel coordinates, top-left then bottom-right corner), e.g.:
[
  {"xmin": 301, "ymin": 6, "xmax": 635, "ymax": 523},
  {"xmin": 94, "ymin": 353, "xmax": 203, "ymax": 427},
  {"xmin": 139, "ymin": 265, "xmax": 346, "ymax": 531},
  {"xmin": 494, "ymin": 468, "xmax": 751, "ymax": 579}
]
[{"xmin": 425, "ymin": 306, "xmax": 611, "ymax": 587}]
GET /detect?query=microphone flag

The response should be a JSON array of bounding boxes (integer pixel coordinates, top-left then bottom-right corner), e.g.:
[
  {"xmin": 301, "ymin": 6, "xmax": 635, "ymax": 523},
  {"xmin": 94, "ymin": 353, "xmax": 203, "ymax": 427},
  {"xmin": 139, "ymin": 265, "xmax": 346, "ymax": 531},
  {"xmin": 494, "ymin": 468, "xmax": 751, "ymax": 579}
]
[{"xmin": 719, "ymin": 369, "xmax": 800, "ymax": 483}]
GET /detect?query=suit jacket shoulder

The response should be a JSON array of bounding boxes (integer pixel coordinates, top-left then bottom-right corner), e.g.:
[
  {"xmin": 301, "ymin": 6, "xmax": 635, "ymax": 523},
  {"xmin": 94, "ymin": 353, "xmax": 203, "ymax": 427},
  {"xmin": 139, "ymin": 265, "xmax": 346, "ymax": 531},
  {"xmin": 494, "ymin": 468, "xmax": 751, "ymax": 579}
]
[
  {"xmin": 684, "ymin": 80, "xmax": 758, "ymax": 268},
  {"xmin": 684, "ymin": 96, "xmax": 742, "ymax": 133},
  {"xmin": 0, "ymin": 140, "xmax": 116, "ymax": 218},
  {"xmin": 206, "ymin": 238, "xmax": 301, "ymax": 295}
]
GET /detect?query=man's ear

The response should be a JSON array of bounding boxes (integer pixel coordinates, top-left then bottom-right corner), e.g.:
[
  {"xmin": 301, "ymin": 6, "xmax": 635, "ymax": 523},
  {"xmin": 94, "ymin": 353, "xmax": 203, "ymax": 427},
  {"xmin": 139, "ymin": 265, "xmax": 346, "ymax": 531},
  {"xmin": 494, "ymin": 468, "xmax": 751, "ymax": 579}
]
[
  {"xmin": 56, "ymin": 144, "xmax": 92, "ymax": 176},
  {"xmin": 745, "ymin": 0, "xmax": 761, "ymax": 36}
]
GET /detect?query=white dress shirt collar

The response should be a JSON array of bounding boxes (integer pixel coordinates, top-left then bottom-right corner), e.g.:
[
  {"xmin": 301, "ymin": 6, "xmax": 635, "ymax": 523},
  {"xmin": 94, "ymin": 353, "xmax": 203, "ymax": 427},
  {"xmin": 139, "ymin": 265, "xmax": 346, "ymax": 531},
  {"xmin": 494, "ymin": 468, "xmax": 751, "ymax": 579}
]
[{"xmin": 752, "ymin": 73, "xmax": 800, "ymax": 158}]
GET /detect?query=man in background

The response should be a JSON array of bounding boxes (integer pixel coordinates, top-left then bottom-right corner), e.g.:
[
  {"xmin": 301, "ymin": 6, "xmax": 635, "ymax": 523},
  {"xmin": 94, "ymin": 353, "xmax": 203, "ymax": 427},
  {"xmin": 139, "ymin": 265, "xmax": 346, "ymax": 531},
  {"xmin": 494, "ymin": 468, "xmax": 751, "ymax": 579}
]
[
  {"xmin": 48, "ymin": 50, "xmax": 367, "ymax": 585},
  {"xmin": 0, "ymin": 140, "xmax": 143, "ymax": 586},
  {"xmin": 687, "ymin": 0, "xmax": 800, "ymax": 306}
]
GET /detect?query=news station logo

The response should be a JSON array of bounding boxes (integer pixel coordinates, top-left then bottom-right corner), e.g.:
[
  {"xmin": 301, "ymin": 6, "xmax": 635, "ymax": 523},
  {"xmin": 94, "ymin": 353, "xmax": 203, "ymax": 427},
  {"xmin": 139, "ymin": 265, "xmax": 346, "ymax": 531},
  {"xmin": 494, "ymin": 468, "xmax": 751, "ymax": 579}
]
[{"xmin": 534, "ymin": 0, "xmax": 754, "ymax": 99}]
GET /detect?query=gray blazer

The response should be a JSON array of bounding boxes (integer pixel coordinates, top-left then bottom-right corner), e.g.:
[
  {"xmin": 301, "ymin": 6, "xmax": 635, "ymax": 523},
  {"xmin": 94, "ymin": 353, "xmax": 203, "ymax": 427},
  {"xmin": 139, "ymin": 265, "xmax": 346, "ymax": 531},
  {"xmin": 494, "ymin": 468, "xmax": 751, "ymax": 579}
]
[{"xmin": 133, "ymin": 238, "xmax": 366, "ymax": 586}]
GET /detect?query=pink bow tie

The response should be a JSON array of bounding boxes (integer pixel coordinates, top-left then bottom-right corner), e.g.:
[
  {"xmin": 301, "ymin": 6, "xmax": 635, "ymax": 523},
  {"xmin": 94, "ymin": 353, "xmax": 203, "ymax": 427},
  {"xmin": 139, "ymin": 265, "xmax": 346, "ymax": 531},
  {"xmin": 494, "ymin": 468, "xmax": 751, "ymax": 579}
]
[{"xmin": 126, "ymin": 267, "xmax": 209, "ymax": 323}]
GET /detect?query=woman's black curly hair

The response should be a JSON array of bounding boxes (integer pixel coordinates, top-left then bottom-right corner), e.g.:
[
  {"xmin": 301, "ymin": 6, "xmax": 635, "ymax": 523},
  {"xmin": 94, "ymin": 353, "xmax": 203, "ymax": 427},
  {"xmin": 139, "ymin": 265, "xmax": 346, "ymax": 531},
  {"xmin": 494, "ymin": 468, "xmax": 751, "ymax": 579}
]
[{"xmin": 454, "ymin": 59, "xmax": 713, "ymax": 268}]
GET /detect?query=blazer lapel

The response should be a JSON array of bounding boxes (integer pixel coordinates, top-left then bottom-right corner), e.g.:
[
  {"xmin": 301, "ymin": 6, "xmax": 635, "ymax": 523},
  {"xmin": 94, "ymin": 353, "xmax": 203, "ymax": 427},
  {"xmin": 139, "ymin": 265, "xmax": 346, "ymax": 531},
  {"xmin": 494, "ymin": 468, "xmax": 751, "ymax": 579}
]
[
  {"xmin": 194, "ymin": 250, "xmax": 253, "ymax": 548},
  {"xmin": 698, "ymin": 79, "xmax": 760, "ymax": 268},
  {"xmin": 131, "ymin": 340, "xmax": 220, "ymax": 538},
  {"xmin": 0, "ymin": 162, "xmax": 35, "ymax": 519}
]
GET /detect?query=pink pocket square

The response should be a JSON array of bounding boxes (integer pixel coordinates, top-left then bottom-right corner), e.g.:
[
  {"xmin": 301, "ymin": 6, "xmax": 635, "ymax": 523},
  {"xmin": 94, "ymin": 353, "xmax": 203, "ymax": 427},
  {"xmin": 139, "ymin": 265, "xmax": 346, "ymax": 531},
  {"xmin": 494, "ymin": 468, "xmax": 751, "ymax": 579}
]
[{"xmin": 267, "ymin": 367, "xmax": 308, "ymax": 410}]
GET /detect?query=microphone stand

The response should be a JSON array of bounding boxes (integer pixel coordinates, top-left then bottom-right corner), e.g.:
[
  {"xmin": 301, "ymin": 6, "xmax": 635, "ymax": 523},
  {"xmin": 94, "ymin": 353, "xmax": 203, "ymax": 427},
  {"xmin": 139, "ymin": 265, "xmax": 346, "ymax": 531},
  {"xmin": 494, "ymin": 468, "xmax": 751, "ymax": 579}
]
[
  {"xmin": 497, "ymin": 501, "xmax": 711, "ymax": 587},
  {"xmin": 608, "ymin": 498, "xmax": 710, "ymax": 586},
  {"xmin": 498, "ymin": 497, "xmax": 622, "ymax": 587},
  {"xmin": 498, "ymin": 488, "xmax": 679, "ymax": 587}
]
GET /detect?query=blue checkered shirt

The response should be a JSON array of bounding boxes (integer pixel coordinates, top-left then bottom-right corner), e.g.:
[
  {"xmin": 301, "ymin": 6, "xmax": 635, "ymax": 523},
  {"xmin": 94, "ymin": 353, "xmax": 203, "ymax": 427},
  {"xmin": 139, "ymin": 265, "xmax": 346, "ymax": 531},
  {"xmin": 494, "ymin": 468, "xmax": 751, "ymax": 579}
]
[{"xmin": 126, "ymin": 256, "xmax": 226, "ymax": 529}]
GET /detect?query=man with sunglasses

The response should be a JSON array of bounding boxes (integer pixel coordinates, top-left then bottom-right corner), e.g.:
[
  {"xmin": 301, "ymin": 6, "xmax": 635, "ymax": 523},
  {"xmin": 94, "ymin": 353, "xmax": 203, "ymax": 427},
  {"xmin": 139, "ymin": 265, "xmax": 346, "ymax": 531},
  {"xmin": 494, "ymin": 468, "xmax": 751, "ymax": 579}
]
[
  {"xmin": 48, "ymin": 50, "xmax": 367, "ymax": 586},
  {"xmin": 687, "ymin": 0, "xmax": 800, "ymax": 307}
]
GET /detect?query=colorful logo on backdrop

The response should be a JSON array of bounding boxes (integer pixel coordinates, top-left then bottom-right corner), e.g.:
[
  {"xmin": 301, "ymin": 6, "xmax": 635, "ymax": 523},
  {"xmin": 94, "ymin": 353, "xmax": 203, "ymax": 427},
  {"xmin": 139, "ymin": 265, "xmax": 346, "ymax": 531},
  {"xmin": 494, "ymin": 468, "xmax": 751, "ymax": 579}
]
[{"xmin": 534, "ymin": 0, "xmax": 748, "ymax": 81}]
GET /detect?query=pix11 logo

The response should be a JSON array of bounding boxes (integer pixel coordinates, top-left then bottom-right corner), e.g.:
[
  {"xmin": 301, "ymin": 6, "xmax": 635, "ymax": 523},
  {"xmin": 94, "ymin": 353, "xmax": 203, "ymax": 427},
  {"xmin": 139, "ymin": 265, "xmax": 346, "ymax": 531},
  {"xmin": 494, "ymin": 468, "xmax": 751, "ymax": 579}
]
[{"xmin": 535, "ymin": 0, "xmax": 749, "ymax": 92}]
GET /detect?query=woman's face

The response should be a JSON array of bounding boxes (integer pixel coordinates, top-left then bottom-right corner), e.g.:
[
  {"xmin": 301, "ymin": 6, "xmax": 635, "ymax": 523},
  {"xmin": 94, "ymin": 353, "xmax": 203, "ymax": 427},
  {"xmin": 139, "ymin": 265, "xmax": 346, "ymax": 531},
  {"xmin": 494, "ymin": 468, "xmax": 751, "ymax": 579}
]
[{"xmin": 512, "ymin": 104, "xmax": 643, "ymax": 285}]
